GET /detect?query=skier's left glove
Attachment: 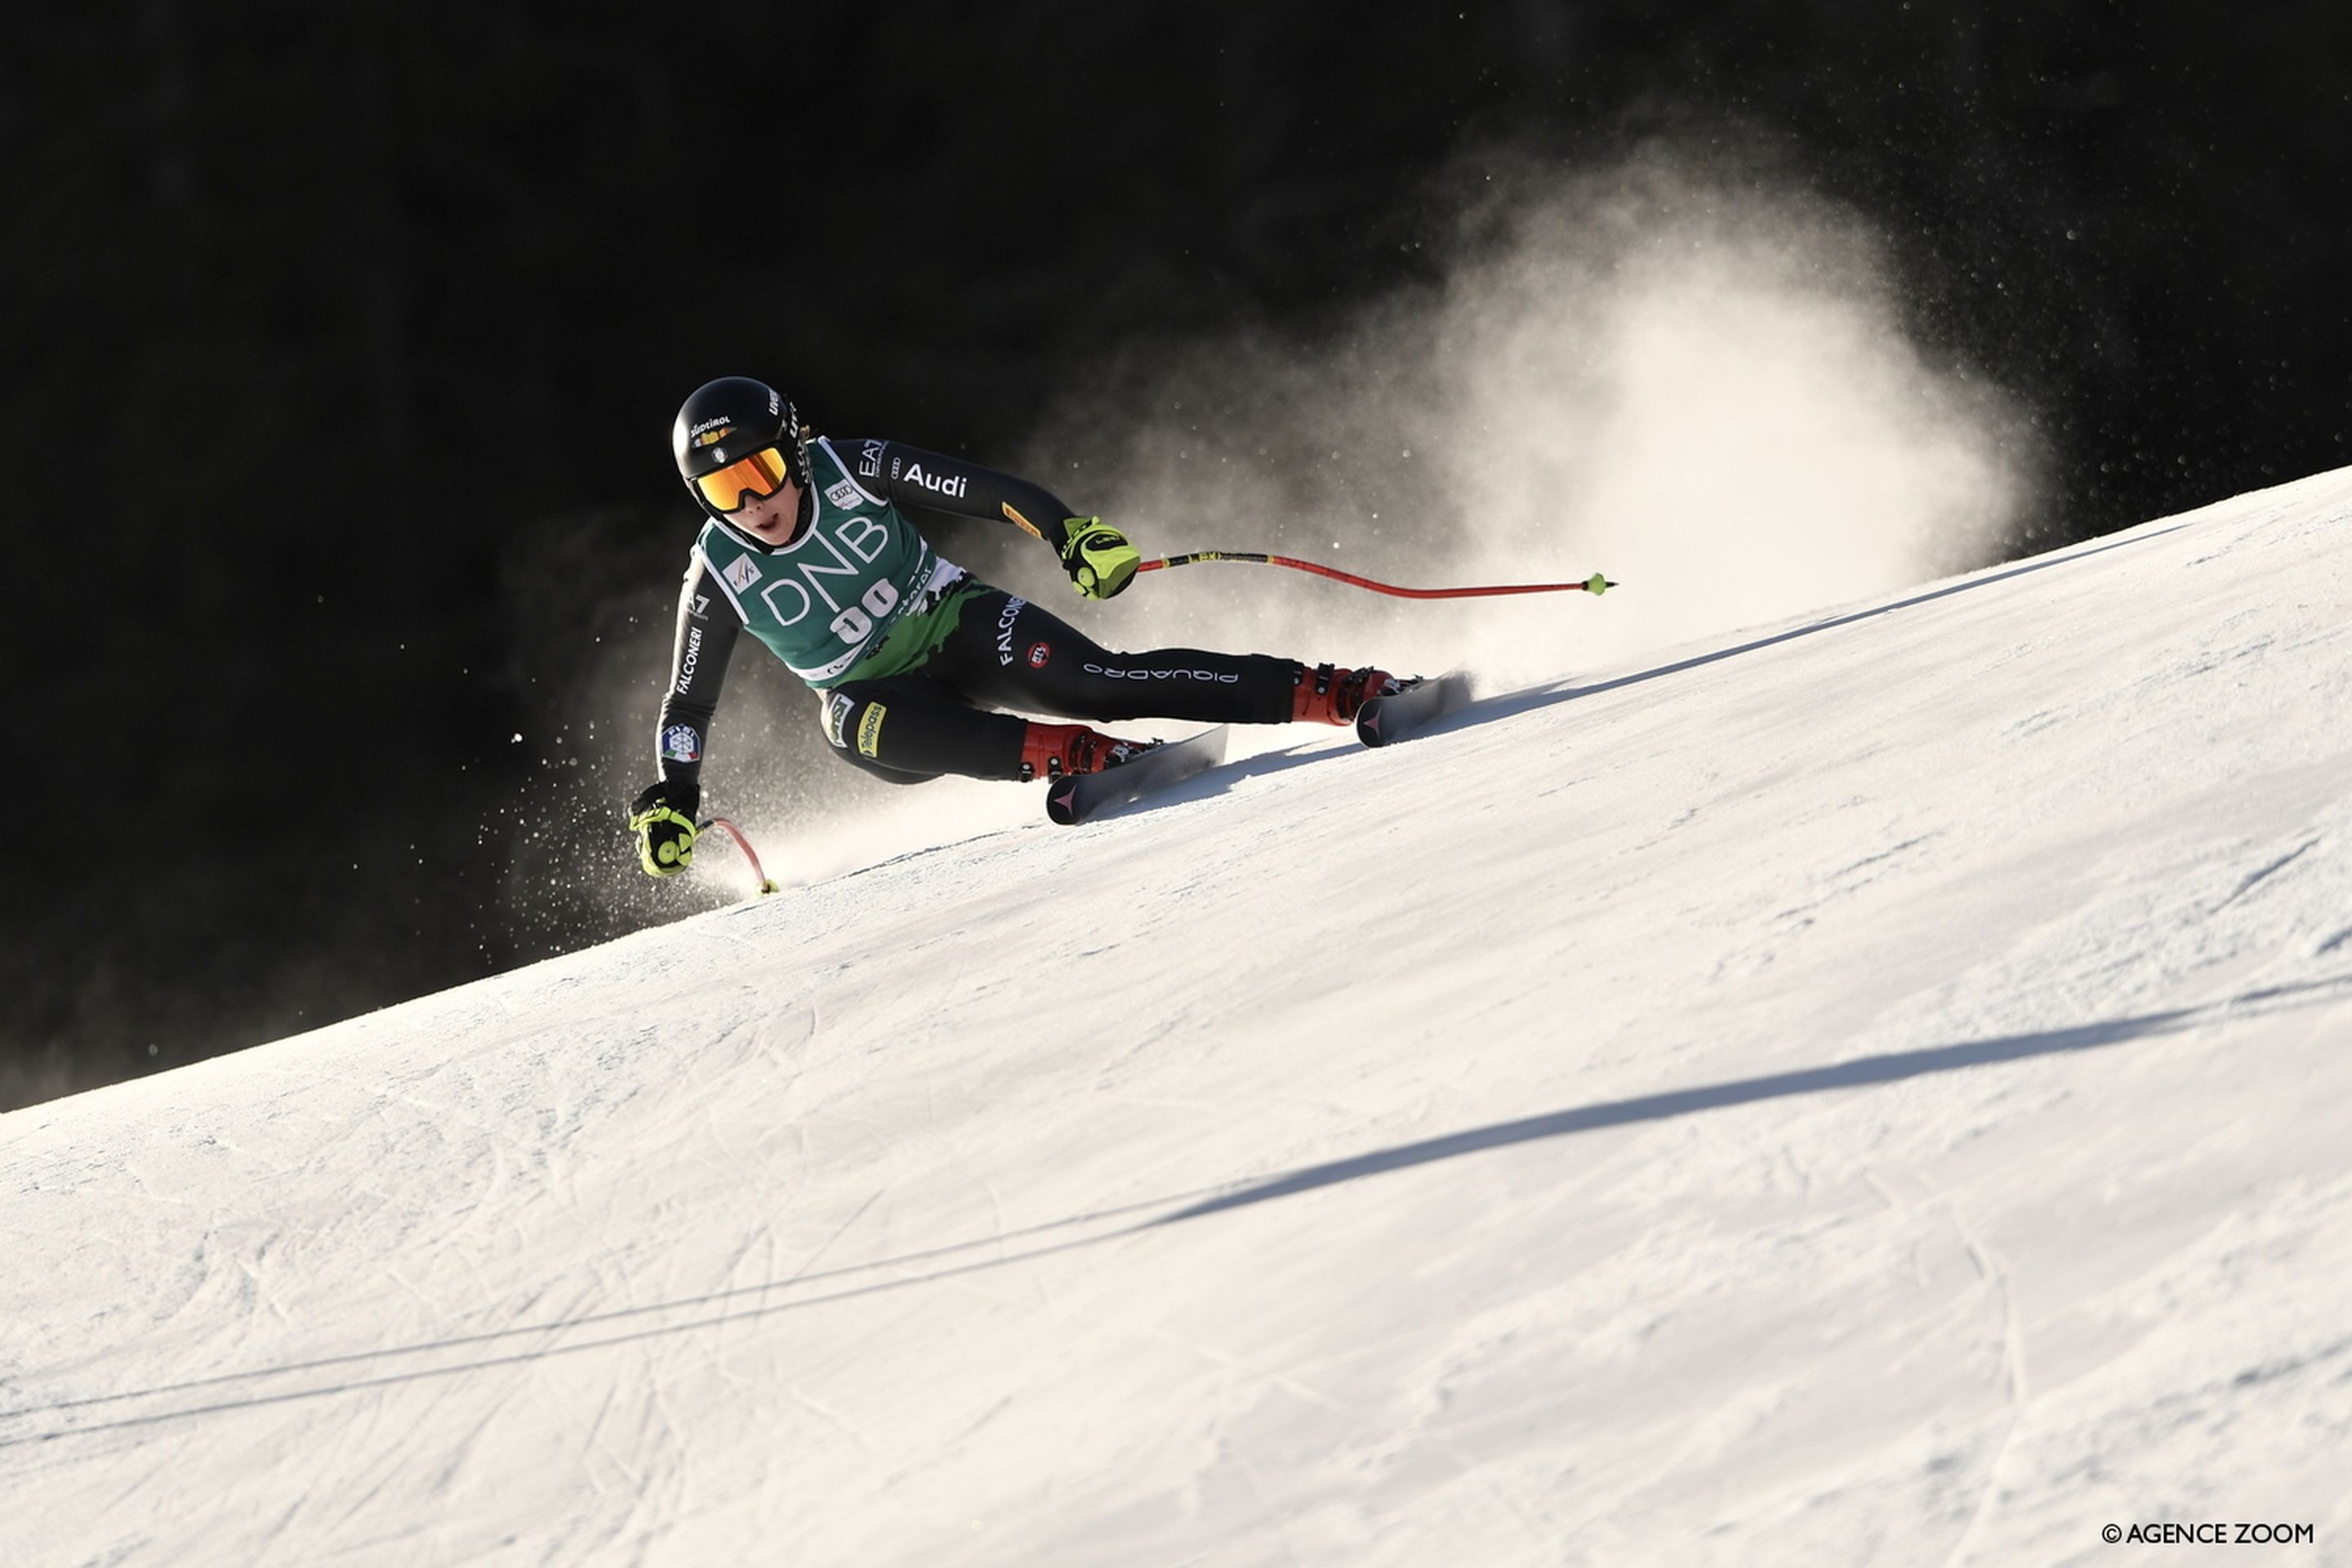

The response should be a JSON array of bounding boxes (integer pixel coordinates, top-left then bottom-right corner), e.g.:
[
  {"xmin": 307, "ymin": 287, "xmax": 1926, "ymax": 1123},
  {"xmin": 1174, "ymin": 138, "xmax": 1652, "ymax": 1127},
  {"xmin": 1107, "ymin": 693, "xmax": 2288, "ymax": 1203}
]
[
  {"xmin": 1058, "ymin": 518, "xmax": 1140, "ymax": 599},
  {"xmin": 628, "ymin": 778, "xmax": 700, "ymax": 877}
]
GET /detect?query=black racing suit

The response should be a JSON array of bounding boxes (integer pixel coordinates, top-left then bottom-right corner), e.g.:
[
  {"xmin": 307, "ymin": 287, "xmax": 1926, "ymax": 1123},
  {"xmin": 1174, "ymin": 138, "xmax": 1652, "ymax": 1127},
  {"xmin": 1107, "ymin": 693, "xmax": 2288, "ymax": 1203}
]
[{"xmin": 653, "ymin": 439, "xmax": 1305, "ymax": 790}]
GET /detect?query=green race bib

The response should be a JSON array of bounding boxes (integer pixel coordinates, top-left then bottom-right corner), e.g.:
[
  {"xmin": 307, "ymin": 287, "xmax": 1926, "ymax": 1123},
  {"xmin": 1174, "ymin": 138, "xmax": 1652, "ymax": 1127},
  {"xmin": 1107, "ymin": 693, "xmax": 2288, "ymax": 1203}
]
[{"xmin": 696, "ymin": 438, "xmax": 960, "ymax": 687}]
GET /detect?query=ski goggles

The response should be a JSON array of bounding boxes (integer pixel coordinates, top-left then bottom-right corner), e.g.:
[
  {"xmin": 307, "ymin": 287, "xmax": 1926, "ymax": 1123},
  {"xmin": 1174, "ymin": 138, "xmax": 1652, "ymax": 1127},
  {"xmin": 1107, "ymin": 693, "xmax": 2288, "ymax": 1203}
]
[{"xmin": 694, "ymin": 446, "xmax": 793, "ymax": 513}]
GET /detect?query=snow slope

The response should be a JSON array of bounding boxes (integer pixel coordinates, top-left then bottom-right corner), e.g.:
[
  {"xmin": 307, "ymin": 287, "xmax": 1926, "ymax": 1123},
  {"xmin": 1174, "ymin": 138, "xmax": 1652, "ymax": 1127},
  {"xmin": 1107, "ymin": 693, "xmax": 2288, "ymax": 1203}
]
[{"xmin": 7, "ymin": 471, "xmax": 2351, "ymax": 1567}]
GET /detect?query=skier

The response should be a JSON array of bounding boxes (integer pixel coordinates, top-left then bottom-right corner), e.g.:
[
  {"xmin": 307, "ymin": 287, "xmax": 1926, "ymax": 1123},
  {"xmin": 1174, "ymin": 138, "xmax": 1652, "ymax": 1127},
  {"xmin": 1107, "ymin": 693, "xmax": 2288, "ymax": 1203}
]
[{"xmin": 627, "ymin": 376, "xmax": 1407, "ymax": 876}]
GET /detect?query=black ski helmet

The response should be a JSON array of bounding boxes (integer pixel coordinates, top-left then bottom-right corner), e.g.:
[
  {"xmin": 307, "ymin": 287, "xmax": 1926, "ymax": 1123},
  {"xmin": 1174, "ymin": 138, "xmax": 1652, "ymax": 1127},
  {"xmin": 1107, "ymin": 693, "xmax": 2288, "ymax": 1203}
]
[{"xmin": 671, "ymin": 376, "xmax": 813, "ymax": 549}]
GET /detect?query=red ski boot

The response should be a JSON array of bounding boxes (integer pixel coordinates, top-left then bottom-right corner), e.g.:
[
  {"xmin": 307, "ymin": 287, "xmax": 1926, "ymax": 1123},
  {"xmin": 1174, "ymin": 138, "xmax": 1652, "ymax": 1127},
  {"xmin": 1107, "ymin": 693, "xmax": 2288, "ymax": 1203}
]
[
  {"xmin": 1291, "ymin": 663, "xmax": 1409, "ymax": 726},
  {"xmin": 1018, "ymin": 722, "xmax": 1162, "ymax": 782}
]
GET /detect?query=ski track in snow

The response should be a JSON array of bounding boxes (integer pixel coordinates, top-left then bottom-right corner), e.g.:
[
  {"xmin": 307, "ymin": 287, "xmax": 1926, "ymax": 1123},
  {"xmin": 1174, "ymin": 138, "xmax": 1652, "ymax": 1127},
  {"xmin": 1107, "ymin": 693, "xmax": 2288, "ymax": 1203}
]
[{"xmin": 6, "ymin": 470, "xmax": 2352, "ymax": 1566}]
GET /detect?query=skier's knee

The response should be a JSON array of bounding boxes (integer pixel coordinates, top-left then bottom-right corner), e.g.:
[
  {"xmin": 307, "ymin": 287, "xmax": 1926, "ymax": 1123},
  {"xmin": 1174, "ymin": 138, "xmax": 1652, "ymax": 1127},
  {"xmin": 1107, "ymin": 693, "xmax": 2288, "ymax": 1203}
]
[
  {"xmin": 821, "ymin": 688, "xmax": 889, "ymax": 761},
  {"xmin": 819, "ymin": 688, "xmax": 936, "ymax": 784}
]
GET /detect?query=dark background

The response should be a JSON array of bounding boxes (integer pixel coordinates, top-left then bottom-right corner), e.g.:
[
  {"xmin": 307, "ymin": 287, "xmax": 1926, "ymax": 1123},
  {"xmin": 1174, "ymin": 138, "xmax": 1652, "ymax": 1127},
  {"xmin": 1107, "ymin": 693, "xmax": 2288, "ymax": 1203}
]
[{"xmin": 4, "ymin": 2, "xmax": 2346, "ymax": 1107}]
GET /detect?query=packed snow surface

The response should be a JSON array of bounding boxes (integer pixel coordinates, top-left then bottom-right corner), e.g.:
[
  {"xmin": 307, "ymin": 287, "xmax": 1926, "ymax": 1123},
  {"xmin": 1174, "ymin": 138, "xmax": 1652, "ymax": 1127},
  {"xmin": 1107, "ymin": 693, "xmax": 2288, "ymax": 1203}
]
[{"xmin": 7, "ymin": 471, "xmax": 2352, "ymax": 1567}]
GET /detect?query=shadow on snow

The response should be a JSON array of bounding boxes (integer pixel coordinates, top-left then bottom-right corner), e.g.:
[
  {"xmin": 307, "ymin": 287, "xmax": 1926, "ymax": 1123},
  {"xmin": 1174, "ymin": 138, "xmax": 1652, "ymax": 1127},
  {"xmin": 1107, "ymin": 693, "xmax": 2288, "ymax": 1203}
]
[{"xmin": 8, "ymin": 960, "xmax": 2341, "ymax": 1448}]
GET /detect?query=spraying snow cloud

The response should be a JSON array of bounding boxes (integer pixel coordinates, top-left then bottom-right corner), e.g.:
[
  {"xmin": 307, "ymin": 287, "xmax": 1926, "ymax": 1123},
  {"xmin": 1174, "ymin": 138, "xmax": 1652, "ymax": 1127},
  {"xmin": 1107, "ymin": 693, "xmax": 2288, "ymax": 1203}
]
[{"xmin": 1032, "ymin": 145, "xmax": 2044, "ymax": 688}]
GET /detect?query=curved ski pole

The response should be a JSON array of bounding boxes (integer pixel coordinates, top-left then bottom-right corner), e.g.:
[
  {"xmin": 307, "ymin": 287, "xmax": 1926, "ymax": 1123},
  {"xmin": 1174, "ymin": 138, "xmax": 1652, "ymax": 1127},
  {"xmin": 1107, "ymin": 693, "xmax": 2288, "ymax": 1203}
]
[
  {"xmin": 1135, "ymin": 552, "xmax": 1615, "ymax": 600},
  {"xmin": 696, "ymin": 816, "xmax": 779, "ymax": 896}
]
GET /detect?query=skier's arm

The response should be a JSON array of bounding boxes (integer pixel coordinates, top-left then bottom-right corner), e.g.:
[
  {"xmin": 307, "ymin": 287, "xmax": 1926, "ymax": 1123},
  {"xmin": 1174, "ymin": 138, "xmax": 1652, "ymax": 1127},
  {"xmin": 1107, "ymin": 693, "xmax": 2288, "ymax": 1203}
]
[
  {"xmin": 844, "ymin": 439, "xmax": 1077, "ymax": 541},
  {"xmin": 840, "ymin": 438, "xmax": 1139, "ymax": 597},
  {"xmin": 629, "ymin": 555, "xmax": 740, "ymax": 877},
  {"xmin": 653, "ymin": 554, "xmax": 740, "ymax": 789}
]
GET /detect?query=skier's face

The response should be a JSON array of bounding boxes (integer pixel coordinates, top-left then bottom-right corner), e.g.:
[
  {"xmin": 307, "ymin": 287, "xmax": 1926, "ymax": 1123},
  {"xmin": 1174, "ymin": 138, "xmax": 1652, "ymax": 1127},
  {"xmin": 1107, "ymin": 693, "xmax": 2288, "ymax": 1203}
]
[{"xmin": 735, "ymin": 476, "xmax": 804, "ymax": 544}]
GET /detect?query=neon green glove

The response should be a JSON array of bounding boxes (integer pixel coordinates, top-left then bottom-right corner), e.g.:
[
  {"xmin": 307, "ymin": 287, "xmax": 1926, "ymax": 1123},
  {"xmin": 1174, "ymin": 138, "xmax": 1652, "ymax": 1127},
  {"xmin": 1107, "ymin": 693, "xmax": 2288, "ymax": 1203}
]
[
  {"xmin": 1058, "ymin": 517, "xmax": 1140, "ymax": 599},
  {"xmin": 628, "ymin": 780, "xmax": 699, "ymax": 877}
]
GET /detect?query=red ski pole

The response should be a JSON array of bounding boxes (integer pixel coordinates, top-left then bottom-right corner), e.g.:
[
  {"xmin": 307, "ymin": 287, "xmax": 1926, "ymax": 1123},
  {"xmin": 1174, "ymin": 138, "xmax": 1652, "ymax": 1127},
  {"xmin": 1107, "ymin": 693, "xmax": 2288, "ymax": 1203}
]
[
  {"xmin": 1134, "ymin": 551, "xmax": 1615, "ymax": 601},
  {"xmin": 697, "ymin": 816, "xmax": 778, "ymax": 895}
]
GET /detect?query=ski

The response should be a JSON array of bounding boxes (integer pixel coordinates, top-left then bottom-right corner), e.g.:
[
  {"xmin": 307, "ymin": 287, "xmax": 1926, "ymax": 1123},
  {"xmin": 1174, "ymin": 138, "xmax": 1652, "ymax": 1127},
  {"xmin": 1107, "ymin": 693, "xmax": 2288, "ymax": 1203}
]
[
  {"xmin": 1045, "ymin": 726, "xmax": 1232, "ymax": 826},
  {"xmin": 1355, "ymin": 671, "xmax": 1473, "ymax": 748}
]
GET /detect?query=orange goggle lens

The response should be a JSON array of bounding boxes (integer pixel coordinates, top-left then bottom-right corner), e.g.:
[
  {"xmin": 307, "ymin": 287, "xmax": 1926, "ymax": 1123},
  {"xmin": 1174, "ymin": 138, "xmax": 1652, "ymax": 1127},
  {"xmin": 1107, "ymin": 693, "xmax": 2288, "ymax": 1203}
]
[{"xmin": 695, "ymin": 447, "xmax": 792, "ymax": 513}]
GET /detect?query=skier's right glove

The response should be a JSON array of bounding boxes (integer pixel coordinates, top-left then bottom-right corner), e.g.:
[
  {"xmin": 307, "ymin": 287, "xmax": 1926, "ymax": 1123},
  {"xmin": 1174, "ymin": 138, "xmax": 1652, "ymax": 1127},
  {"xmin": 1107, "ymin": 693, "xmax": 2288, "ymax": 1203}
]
[{"xmin": 628, "ymin": 778, "xmax": 701, "ymax": 877}]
